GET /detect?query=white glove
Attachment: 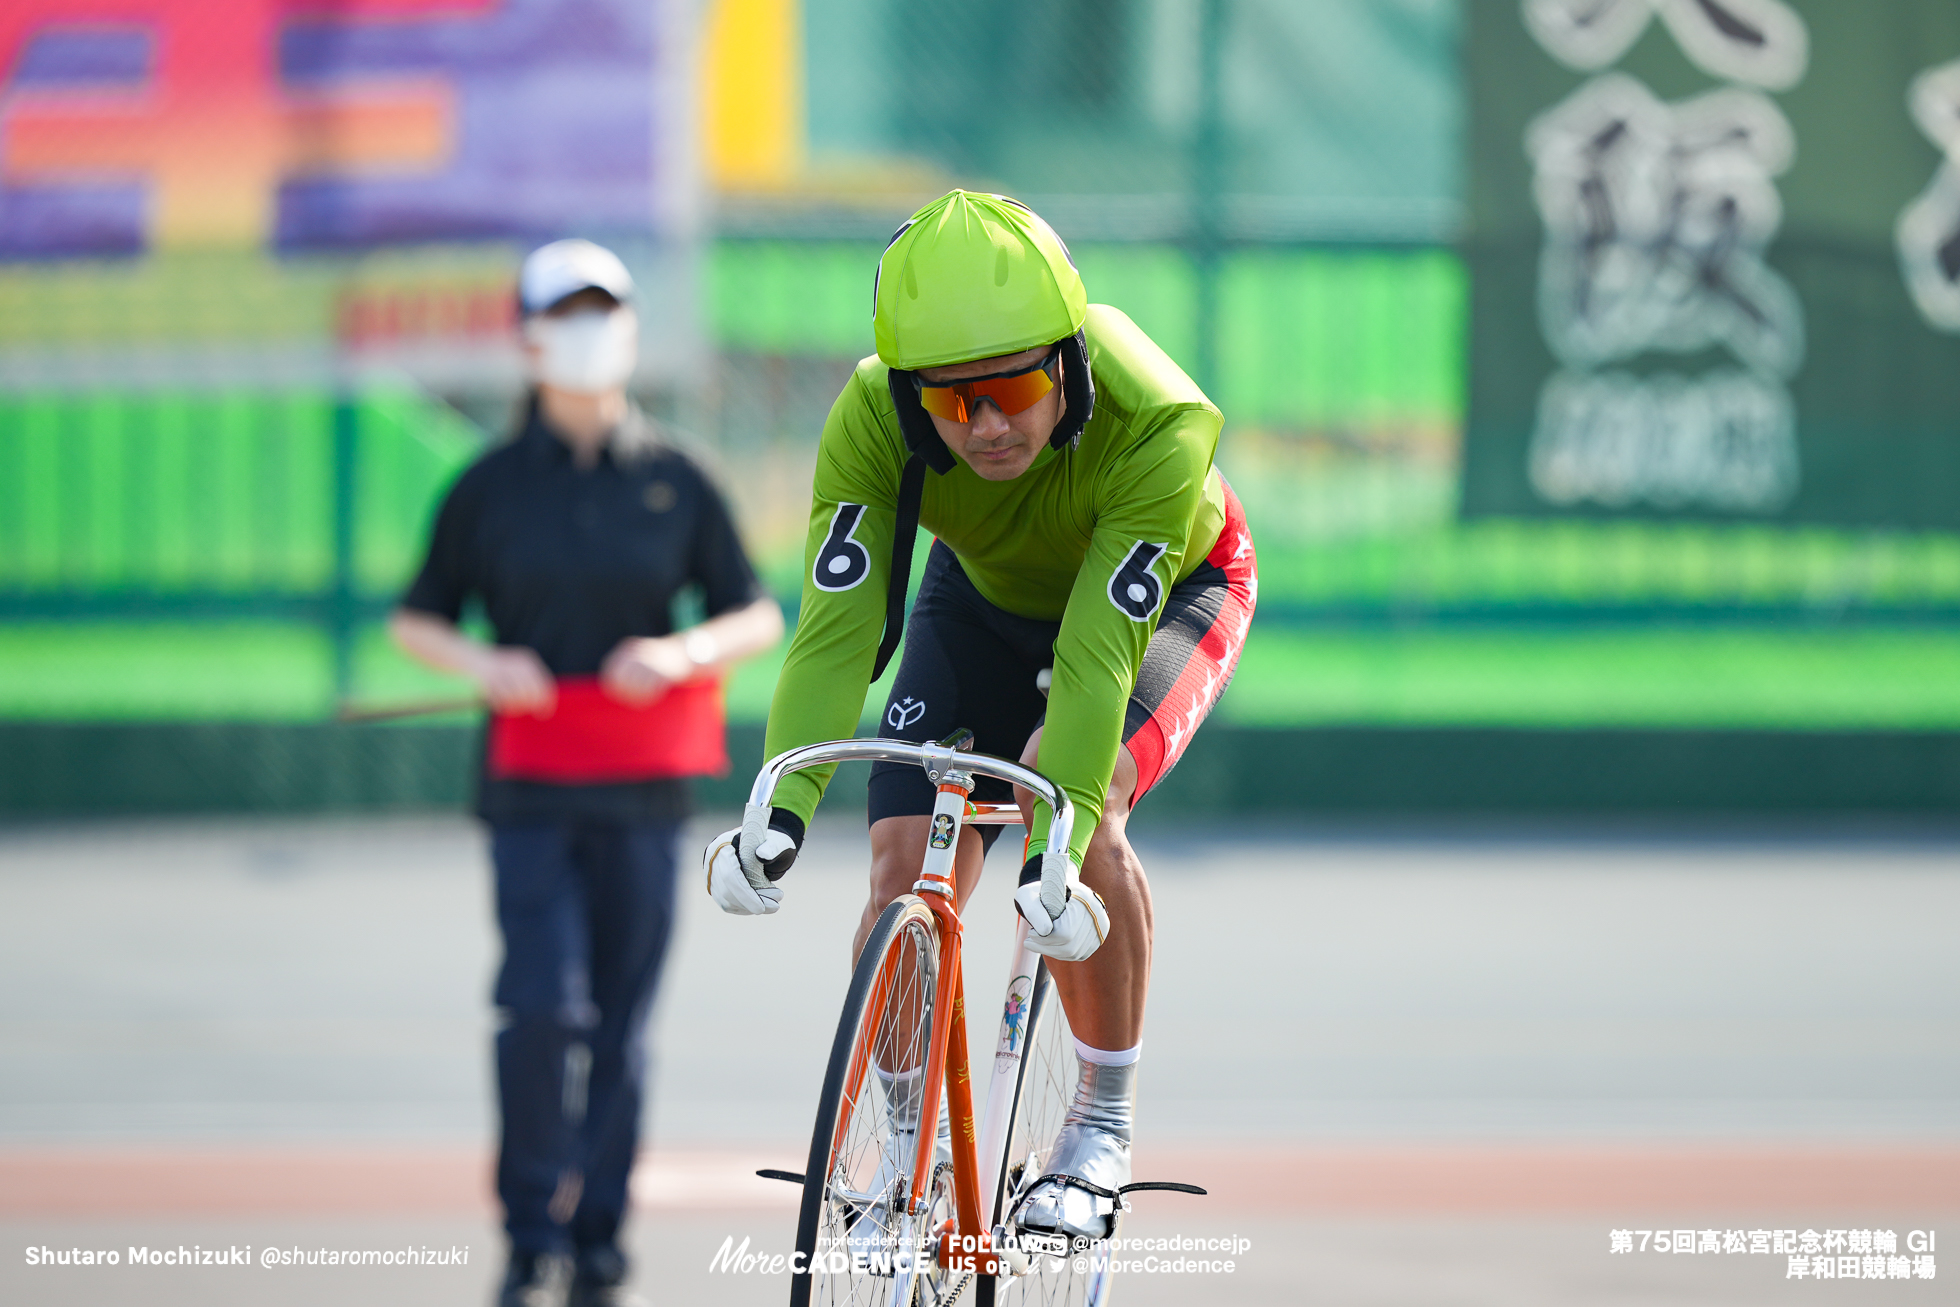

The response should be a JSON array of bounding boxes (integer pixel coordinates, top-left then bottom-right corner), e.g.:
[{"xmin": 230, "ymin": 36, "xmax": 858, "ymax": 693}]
[
  {"xmin": 1014, "ymin": 855, "xmax": 1110, "ymax": 962},
  {"xmin": 703, "ymin": 803, "xmax": 798, "ymax": 916}
]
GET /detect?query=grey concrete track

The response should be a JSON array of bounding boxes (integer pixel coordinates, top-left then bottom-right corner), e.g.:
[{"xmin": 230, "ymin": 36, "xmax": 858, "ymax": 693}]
[
  {"xmin": 1, "ymin": 812, "xmax": 1956, "ymax": 1306},
  {"xmin": 3, "ymin": 813, "xmax": 1955, "ymax": 1144}
]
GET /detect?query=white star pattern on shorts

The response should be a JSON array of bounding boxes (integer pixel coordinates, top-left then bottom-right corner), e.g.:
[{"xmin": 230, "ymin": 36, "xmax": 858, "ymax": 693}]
[
  {"xmin": 1166, "ymin": 668, "xmax": 1219, "ymax": 757},
  {"xmin": 1235, "ymin": 570, "xmax": 1258, "ymax": 644}
]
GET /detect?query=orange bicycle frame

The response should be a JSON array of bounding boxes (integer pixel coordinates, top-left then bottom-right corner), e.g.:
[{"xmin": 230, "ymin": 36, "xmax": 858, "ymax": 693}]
[{"xmin": 748, "ymin": 736, "xmax": 1076, "ymax": 1287}]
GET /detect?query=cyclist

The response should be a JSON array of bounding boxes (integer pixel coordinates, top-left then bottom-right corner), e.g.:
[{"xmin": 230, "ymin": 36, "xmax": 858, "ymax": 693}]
[{"xmin": 703, "ymin": 190, "xmax": 1257, "ymax": 1248}]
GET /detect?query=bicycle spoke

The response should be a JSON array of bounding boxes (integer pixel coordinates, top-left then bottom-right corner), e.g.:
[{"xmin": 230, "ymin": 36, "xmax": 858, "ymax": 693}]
[
  {"xmin": 804, "ymin": 903, "xmax": 952, "ymax": 1307},
  {"xmin": 990, "ymin": 967, "xmax": 1107, "ymax": 1307}
]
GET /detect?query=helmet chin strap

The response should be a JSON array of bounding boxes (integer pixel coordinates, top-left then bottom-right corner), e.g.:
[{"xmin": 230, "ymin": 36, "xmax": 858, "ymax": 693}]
[{"xmin": 1049, "ymin": 329, "xmax": 1095, "ymax": 452}]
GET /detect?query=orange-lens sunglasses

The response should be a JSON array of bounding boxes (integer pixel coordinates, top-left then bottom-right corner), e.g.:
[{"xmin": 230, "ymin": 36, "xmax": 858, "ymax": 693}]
[{"xmin": 915, "ymin": 349, "xmax": 1058, "ymax": 423}]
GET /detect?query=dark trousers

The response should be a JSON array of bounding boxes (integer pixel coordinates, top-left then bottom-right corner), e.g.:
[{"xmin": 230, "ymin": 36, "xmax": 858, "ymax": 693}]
[{"xmin": 490, "ymin": 819, "xmax": 679, "ymax": 1261}]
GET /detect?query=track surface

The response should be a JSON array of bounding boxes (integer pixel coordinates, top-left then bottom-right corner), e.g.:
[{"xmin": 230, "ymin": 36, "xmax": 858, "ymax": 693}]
[{"xmin": 3, "ymin": 814, "xmax": 1956, "ymax": 1304}]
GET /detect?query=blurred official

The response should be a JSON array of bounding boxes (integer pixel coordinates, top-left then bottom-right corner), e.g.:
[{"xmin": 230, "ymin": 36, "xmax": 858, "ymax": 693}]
[{"xmin": 391, "ymin": 239, "xmax": 782, "ymax": 1307}]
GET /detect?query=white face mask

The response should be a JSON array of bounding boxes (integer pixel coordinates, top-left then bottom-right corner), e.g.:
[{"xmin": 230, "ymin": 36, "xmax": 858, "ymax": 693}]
[{"xmin": 525, "ymin": 307, "xmax": 639, "ymax": 394}]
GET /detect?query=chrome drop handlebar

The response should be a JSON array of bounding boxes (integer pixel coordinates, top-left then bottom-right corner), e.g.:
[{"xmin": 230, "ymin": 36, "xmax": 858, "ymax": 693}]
[{"xmin": 747, "ymin": 738, "xmax": 1075, "ymax": 863}]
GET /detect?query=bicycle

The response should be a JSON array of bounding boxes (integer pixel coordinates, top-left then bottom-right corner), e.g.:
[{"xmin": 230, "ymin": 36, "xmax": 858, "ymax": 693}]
[{"xmin": 748, "ymin": 731, "xmax": 1193, "ymax": 1306}]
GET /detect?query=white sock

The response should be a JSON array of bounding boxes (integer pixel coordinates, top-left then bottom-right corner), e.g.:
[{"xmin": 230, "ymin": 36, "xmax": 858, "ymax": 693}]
[
  {"xmin": 1073, "ymin": 1039, "xmax": 1140, "ymax": 1067},
  {"xmin": 875, "ymin": 1065, "xmax": 948, "ymax": 1139}
]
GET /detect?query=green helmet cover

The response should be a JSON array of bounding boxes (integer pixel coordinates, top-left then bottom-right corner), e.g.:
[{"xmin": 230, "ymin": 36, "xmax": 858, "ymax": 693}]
[{"xmin": 873, "ymin": 190, "xmax": 1088, "ymax": 370}]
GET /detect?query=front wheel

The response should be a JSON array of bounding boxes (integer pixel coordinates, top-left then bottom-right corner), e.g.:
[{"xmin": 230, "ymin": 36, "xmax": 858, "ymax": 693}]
[
  {"xmin": 978, "ymin": 962, "xmax": 1110, "ymax": 1307},
  {"xmin": 792, "ymin": 895, "xmax": 957, "ymax": 1307}
]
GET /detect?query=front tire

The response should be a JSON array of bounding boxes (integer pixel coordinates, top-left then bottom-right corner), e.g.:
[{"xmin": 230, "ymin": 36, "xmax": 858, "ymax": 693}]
[{"xmin": 791, "ymin": 895, "xmax": 952, "ymax": 1306}]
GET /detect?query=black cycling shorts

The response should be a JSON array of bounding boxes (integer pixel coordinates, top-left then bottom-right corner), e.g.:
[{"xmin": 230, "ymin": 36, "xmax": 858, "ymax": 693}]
[{"xmin": 868, "ymin": 482, "xmax": 1257, "ymax": 852}]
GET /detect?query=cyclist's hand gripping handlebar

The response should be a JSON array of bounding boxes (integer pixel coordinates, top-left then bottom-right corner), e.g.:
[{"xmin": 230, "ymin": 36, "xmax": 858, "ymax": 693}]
[
  {"xmin": 1014, "ymin": 850, "xmax": 1110, "ymax": 962},
  {"xmin": 703, "ymin": 805, "xmax": 802, "ymax": 915}
]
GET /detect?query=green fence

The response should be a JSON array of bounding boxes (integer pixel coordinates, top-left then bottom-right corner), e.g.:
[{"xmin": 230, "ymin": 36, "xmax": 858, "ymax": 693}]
[
  {"xmin": 709, "ymin": 240, "xmax": 1467, "ymax": 432},
  {"xmin": 10, "ymin": 241, "xmax": 1960, "ymax": 736},
  {"xmin": 0, "ymin": 389, "xmax": 484, "ymax": 596},
  {"xmin": 0, "ymin": 389, "xmax": 481, "ymax": 714}
]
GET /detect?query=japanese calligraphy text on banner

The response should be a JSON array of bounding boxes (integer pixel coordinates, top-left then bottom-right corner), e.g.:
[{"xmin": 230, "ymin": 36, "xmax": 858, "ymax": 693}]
[{"xmin": 1463, "ymin": 0, "xmax": 1960, "ymax": 529}]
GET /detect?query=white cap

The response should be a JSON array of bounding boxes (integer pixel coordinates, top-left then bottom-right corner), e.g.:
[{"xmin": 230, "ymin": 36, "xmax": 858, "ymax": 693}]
[{"xmin": 518, "ymin": 239, "xmax": 635, "ymax": 315}]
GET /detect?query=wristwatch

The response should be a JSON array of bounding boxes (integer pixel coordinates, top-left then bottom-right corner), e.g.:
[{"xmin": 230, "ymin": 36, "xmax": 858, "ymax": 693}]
[{"xmin": 682, "ymin": 629, "xmax": 719, "ymax": 669}]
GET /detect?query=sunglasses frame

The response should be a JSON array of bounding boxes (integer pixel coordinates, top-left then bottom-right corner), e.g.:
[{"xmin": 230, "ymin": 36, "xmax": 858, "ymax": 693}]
[{"xmin": 913, "ymin": 347, "xmax": 1061, "ymax": 423}]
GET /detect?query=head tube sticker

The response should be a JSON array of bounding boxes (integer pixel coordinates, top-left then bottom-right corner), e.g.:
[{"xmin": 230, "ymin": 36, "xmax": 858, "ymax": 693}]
[
  {"xmin": 1108, "ymin": 541, "xmax": 1169, "ymax": 621},
  {"xmin": 813, "ymin": 503, "xmax": 872, "ymax": 592},
  {"xmin": 929, "ymin": 813, "xmax": 955, "ymax": 849}
]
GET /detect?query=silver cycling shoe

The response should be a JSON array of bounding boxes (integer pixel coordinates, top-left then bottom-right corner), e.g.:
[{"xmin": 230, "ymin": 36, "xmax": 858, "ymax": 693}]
[{"xmin": 1011, "ymin": 1059, "xmax": 1134, "ymax": 1250}]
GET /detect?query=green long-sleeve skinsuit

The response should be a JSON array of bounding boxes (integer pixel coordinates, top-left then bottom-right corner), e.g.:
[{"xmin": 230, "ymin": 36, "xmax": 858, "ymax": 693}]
[{"xmin": 763, "ymin": 305, "xmax": 1226, "ymax": 864}]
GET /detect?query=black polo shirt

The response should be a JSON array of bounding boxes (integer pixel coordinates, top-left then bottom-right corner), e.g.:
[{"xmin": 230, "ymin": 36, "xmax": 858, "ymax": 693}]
[{"xmin": 402, "ymin": 403, "xmax": 764, "ymax": 824}]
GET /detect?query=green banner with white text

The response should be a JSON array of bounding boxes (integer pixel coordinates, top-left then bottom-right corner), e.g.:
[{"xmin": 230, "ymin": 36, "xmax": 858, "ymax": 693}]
[{"xmin": 1463, "ymin": 0, "xmax": 1960, "ymax": 526}]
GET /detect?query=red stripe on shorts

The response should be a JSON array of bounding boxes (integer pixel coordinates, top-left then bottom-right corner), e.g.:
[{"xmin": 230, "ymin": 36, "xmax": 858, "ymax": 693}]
[{"xmin": 1125, "ymin": 479, "xmax": 1257, "ymax": 802}]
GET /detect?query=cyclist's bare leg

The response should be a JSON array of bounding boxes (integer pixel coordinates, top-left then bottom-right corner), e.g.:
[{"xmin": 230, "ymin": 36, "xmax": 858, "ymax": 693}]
[
  {"xmin": 1013, "ymin": 727, "xmax": 1151, "ymax": 1052},
  {"xmin": 1005, "ymin": 728, "xmax": 1147, "ymax": 1243}
]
